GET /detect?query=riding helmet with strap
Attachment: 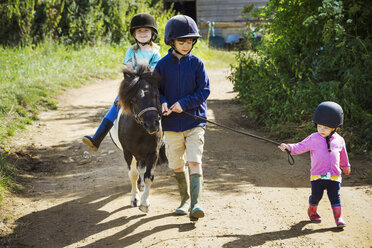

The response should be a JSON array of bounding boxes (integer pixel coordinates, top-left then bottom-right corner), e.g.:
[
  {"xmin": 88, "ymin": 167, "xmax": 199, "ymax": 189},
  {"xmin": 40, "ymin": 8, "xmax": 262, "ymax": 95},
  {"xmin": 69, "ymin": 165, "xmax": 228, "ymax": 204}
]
[
  {"xmin": 130, "ymin": 13, "xmax": 158, "ymax": 45},
  {"xmin": 313, "ymin": 101, "xmax": 344, "ymax": 152},
  {"xmin": 164, "ymin": 15, "xmax": 201, "ymax": 55}
]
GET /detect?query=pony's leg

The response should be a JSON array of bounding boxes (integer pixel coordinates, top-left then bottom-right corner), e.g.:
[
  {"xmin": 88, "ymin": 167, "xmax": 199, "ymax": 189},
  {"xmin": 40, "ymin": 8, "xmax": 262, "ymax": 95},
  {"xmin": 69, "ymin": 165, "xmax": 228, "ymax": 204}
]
[
  {"xmin": 139, "ymin": 158, "xmax": 156, "ymax": 213},
  {"xmin": 128, "ymin": 158, "xmax": 140, "ymax": 207}
]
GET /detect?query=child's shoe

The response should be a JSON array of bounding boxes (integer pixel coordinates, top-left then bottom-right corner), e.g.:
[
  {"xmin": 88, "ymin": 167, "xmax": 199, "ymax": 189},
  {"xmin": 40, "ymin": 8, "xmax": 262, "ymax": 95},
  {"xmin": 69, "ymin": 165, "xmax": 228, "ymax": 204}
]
[
  {"xmin": 82, "ymin": 118, "xmax": 113, "ymax": 152},
  {"xmin": 332, "ymin": 205, "xmax": 346, "ymax": 228},
  {"xmin": 189, "ymin": 174, "xmax": 205, "ymax": 221},
  {"xmin": 307, "ymin": 203, "xmax": 321, "ymax": 223},
  {"xmin": 174, "ymin": 171, "xmax": 190, "ymax": 215}
]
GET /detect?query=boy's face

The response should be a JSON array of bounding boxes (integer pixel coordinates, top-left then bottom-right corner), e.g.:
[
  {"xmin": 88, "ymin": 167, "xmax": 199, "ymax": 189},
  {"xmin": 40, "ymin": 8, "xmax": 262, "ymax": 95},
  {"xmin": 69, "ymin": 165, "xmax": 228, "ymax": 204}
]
[
  {"xmin": 134, "ymin": 28, "xmax": 152, "ymax": 43},
  {"xmin": 173, "ymin": 38, "xmax": 194, "ymax": 55},
  {"xmin": 317, "ymin": 124, "xmax": 335, "ymax": 137}
]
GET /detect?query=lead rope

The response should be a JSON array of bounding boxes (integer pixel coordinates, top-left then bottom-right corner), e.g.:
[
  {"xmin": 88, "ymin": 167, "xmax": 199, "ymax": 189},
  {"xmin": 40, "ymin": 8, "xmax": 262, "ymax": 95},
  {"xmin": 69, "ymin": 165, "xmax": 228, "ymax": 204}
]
[{"xmin": 182, "ymin": 111, "xmax": 295, "ymax": 165}]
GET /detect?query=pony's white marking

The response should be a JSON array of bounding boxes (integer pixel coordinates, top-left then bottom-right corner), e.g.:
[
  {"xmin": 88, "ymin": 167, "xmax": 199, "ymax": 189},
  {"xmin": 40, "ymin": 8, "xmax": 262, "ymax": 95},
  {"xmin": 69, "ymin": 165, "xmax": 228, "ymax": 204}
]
[
  {"xmin": 139, "ymin": 178, "xmax": 152, "ymax": 213},
  {"xmin": 128, "ymin": 158, "xmax": 140, "ymax": 207},
  {"xmin": 109, "ymin": 108, "xmax": 123, "ymax": 150}
]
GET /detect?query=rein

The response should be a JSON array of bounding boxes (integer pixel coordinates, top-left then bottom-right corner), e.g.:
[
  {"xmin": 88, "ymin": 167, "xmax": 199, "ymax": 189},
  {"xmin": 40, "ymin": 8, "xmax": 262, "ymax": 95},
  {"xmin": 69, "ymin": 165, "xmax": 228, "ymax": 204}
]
[{"xmin": 182, "ymin": 111, "xmax": 295, "ymax": 165}]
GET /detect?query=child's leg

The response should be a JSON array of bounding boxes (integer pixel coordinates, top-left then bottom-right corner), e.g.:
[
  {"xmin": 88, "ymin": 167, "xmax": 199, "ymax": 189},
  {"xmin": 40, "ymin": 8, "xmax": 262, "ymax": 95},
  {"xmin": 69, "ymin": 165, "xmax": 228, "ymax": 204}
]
[
  {"xmin": 185, "ymin": 127, "xmax": 205, "ymax": 220},
  {"xmin": 82, "ymin": 97, "xmax": 119, "ymax": 151},
  {"xmin": 308, "ymin": 181, "xmax": 325, "ymax": 222},
  {"xmin": 188, "ymin": 162, "xmax": 204, "ymax": 220},
  {"xmin": 327, "ymin": 181, "xmax": 345, "ymax": 228},
  {"xmin": 164, "ymin": 131, "xmax": 190, "ymax": 215},
  {"xmin": 310, "ymin": 180, "xmax": 325, "ymax": 205}
]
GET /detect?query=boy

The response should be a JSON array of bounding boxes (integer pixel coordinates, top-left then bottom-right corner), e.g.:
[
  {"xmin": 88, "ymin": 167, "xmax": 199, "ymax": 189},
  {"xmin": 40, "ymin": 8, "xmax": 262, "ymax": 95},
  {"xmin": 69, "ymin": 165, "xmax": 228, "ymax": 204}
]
[{"xmin": 155, "ymin": 15, "xmax": 210, "ymax": 221}]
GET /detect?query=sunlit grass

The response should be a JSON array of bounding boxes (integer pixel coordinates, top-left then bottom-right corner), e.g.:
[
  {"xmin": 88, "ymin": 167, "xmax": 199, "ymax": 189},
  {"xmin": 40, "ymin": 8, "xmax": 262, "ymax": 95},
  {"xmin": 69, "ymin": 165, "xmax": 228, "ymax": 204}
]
[
  {"xmin": 0, "ymin": 40, "xmax": 128, "ymax": 146},
  {"xmin": 159, "ymin": 39, "xmax": 237, "ymax": 69}
]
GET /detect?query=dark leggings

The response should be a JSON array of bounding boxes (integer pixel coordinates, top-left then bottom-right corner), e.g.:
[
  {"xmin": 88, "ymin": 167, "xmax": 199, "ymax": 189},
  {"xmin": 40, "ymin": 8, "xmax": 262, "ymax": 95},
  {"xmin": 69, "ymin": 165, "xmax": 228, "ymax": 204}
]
[{"xmin": 309, "ymin": 180, "xmax": 341, "ymax": 207}]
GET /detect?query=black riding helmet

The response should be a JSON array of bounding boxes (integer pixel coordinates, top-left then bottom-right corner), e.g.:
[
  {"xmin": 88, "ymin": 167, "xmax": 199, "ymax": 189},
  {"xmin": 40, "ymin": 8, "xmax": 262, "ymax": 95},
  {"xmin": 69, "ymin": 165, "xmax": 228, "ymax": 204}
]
[
  {"xmin": 313, "ymin": 101, "xmax": 344, "ymax": 128},
  {"xmin": 130, "ymin": 13, "xmax": 158, "ymax": 45},
  {"xmin": 313, "ymin": 101, "xmax": 344, "ymax": 152},
  {"xmin": 164, "ymin": 15, "xmax": 201, "ymax": 54}
]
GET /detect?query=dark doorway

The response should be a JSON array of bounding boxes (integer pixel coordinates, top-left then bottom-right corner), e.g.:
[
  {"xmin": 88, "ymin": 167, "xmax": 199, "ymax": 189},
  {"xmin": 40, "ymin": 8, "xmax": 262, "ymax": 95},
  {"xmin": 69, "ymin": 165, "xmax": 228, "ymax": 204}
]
[{"xmin": 164, "ymin": 1, "xmax": 196, "ymax": 21}]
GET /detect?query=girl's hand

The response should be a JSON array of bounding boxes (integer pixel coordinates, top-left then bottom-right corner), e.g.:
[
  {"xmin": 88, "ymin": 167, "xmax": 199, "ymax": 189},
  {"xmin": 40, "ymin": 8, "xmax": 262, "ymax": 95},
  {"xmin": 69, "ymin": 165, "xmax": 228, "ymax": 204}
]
[
  {"xmin": 342, "ymin": 167, "xmax": 351, "ymax": 175},
  {"xmin": 278, "ymin": 143, "xmax": 290, "ymax": 152},
  {"xmin": 169, "ymin": 102, "xmax": 183, "ymax": 113}
]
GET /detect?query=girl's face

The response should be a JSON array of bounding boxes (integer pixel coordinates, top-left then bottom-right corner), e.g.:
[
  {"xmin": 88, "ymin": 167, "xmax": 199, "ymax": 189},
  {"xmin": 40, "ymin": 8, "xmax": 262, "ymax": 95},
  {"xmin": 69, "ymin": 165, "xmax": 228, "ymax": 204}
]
[
  {"xmin": 317, "ymin": 124, "xmax": 335, "ymax": 137},
  {"xmin": 134, "ymin": 28, "xmax": 152, "ymax": 43},
  {"xmin": 173, "ymin": 38, "xmax": 194, "ymax": 55}
]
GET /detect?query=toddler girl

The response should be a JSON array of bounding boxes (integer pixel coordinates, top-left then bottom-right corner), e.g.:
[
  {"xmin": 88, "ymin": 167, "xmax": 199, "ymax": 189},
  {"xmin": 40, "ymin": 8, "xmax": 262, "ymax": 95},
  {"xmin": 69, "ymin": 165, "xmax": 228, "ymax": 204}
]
[{"xmin": 278, "ymin": 101, "xmax": 351, "ymax": 228}]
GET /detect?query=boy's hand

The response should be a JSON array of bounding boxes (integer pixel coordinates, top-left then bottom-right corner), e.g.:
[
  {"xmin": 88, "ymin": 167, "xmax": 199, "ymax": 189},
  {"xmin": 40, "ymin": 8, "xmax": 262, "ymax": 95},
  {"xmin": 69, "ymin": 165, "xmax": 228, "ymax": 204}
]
[
  {"xmin": 278, "ymin": 143, "xmax": 290, "ymax": 152},
  {"xmin": 162, "ymin": 103, "xmax": 170, "ymax": 116},
  {"xmin": 169, "ymin": 102, "xmax": 183, "ymax": 113},
  {"xmin": 342, "ymin": 167, "xmax": 351, "ymax": 175}
]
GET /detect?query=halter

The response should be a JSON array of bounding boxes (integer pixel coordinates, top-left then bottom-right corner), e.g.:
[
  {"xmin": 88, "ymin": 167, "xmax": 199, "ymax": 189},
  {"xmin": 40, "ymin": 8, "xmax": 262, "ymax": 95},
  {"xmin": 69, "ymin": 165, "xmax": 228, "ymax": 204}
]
[{"xmin": 132, "ymin": 105, "xmax": 160, "ymax": 126}]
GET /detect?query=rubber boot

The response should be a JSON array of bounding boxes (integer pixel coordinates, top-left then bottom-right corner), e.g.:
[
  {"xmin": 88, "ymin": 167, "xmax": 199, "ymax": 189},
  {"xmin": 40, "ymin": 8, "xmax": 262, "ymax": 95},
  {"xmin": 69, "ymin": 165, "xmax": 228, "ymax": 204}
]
[
  {"xmin": 82, "ymin": 118, "xmax": 113, "ymax": 152},
  {"xmin": 190, "ymin": 174, "xmax": 205, "ymax": 221},
  {"xmin": 174, "ymin": 171, "xmax": 190, "ymax": 215},
  {"xmin": 307, "ymin": 203, "xmax": 321, "ymax": 223},
  {"xmin": 332, "ymin": 205, "xmax": 346, "ymax": 228}
]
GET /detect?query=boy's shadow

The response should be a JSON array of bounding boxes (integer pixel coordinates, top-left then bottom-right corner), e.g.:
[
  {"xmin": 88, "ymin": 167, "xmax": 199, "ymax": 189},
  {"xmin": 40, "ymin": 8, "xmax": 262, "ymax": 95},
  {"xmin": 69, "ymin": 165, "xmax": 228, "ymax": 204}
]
[{"xmin": 220, "ymin": 221, "xmax": 343, "ymax": 247}]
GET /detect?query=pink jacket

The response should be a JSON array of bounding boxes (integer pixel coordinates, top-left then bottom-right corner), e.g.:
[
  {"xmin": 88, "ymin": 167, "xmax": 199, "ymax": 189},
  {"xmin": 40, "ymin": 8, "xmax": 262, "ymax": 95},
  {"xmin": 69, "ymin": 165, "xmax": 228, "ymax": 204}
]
[{"xmin": 288, "ymin": 132, "xmax": 350, "ymax": 177}]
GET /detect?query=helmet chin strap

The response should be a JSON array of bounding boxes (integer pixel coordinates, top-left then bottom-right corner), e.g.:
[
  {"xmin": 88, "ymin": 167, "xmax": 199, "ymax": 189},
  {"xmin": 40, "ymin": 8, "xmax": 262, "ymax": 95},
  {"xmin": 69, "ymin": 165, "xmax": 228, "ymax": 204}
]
[
  {"xmin": 135, "ymin": 38, "xmax": 152, "ymax": 46},
  {"xmin": 325, "ymin": 129, "xmax": 336, "ymax": 152}
]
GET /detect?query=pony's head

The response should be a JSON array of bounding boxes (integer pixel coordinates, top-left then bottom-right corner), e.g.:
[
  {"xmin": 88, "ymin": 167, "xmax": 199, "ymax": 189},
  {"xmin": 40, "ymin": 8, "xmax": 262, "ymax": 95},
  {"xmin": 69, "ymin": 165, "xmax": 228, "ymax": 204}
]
[{"xmin": 118, "ymin": 65, "xmax": 161, "ymax": 134}]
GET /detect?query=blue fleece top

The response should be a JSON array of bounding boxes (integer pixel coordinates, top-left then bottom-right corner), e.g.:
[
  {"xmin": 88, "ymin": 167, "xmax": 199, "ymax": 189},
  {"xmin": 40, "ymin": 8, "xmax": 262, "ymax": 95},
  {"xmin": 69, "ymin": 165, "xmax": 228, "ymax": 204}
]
[
  {"xmin": 123, "ymin": 45, "xmax": 161, "ymax": 71},
  {"xmin": 155, "ymin": 49, "xmax": 210, "ymax": 132}
]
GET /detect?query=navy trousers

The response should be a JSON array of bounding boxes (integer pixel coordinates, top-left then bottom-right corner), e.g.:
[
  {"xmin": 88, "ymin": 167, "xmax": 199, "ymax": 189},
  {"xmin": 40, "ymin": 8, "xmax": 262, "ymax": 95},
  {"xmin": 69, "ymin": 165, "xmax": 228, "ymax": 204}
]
[
  {"xmin": 104, "ymin": 96, "xmax": 120, "ymax": 123},
  {"xmin": 309, "ymin": 180, "xmax": 341, "ymax": 207}
]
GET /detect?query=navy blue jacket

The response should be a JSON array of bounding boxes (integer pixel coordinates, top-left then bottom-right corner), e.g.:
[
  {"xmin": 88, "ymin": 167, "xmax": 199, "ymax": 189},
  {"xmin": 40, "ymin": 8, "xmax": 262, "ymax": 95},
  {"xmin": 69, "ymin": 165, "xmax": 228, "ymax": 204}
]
[{"xmin": 155, "ymin": 49, "xmax": 210, "ymax": 132}]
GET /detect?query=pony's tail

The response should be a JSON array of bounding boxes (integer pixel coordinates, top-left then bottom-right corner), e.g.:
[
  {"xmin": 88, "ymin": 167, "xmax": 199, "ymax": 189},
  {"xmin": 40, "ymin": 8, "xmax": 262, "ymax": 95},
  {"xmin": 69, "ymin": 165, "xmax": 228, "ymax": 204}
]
[{"xmin": 157, "ymin": 140, "xmax": 168, "ymax": 166}]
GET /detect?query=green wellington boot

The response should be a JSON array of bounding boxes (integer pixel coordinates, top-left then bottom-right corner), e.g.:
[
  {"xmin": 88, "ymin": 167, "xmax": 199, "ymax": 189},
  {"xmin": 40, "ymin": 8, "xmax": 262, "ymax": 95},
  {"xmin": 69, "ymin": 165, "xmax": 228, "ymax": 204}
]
[
  {"xmin": 174, "ymin": 171, "xmax": 190, "ymax": 215},
  {"xmin": 190, "ymin": 174, "xmax": 205, "ymax": 221}
]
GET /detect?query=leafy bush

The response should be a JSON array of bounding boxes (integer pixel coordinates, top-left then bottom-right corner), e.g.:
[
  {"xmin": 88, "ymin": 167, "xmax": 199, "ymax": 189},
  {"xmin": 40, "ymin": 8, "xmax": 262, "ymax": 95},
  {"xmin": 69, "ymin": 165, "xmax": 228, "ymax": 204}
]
[
  {"xmin": 0, "ymin": 0, "xmax": 172, "ymax": 46},
  {"xmin": 230, "ymin": 0, "xmax": 372, "ymax": 155}
]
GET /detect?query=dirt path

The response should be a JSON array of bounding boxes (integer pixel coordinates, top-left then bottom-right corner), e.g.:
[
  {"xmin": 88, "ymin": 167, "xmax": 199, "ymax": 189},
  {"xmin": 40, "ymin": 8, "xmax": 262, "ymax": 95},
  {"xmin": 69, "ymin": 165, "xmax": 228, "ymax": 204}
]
[{"xmin": 1, "ymin": 69, "xmax": 371, "ymax": 248}]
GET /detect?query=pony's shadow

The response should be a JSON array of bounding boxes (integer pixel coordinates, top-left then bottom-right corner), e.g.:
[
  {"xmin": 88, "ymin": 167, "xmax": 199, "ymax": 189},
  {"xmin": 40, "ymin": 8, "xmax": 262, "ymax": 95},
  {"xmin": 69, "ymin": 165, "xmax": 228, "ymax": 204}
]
[
  {"xmin": 220, "ymin": 220, "xmax": 343, "ymax": 247},
  {"xmin": 0, "ymin": 190, "xmax": 144, "ymax": 247},
  {"xmin": 79, "ymin": 212, "xmax": 196, "ymax": 247}
]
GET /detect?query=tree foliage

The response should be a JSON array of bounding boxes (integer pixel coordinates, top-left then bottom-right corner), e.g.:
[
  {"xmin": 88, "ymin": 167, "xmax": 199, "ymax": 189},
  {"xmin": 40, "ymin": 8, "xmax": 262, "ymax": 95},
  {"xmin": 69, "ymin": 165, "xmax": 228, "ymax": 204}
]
[
  {"xmin": 0, "ymin": 0, "xmax": 170, "ymax": 46},
  {"xmin": 230, "ymin": 0, "xmax": 372, "ymax": 154}
]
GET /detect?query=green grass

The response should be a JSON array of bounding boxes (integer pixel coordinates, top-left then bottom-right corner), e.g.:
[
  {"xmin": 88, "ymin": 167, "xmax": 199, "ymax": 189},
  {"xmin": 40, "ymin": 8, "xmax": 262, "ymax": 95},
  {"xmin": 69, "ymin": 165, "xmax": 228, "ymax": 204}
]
[
  {"xmin": 0, "ymin": 154, "xmax": 15, "ymax": 201},
  {"xmin": 158, "ymin": 39, "xmax": 237, "ymax": 69},
  {"xmin": 0, "ymin": 40, "xmax": 129, "ymax": 146}
]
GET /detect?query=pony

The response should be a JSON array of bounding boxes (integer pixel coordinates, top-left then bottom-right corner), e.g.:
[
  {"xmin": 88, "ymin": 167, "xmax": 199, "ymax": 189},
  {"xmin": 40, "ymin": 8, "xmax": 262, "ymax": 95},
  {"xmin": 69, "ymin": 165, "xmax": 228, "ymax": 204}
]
[{"xmin": 111, "ymin": 65, "xmax": 166, "ymax": 213}]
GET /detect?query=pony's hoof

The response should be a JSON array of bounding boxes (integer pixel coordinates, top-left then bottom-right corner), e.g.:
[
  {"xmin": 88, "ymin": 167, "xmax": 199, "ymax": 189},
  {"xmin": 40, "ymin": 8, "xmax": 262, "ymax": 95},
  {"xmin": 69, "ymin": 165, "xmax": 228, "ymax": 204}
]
[
  {"xmin": 139, "ymin": 205, "xmax": 149, "ymax": 213},
  {"xmin": 131, "ymin": 199, "xmax": 138, "ymax": 207}
]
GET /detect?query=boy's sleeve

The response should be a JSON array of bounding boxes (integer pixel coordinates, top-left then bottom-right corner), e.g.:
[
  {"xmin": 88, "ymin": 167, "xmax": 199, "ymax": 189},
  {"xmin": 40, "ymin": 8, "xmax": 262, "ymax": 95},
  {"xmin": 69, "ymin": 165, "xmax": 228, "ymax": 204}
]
[
  {"xmin": 340, "ymin": 139, "xmax": 351, "ymax": 168},
  {"xmin": 287, "ymin": 134, "xmax": 313, "ymax": 155},
  {"xmin": 155, "ymin": 63, "xmax": 168, "ymax": 105},
  {"xmin": 178, "ymin": 60, "xmax": 210, "ymax": 110}
]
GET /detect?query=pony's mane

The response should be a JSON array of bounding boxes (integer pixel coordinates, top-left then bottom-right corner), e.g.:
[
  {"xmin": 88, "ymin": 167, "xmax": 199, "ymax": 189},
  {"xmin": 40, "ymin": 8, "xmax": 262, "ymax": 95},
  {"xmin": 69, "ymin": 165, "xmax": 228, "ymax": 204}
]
[{"xmin": 118, "ymin": 64, "xmax": 160, "ymax": 114}]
